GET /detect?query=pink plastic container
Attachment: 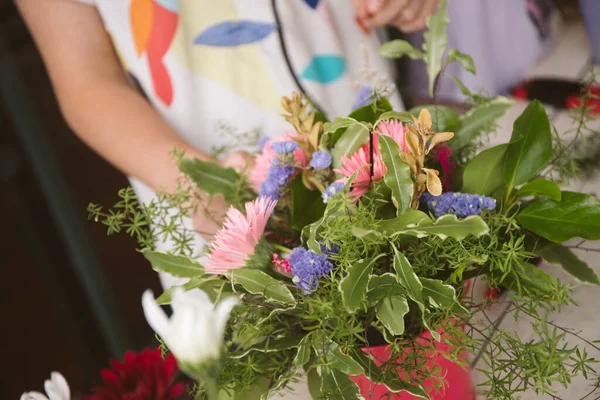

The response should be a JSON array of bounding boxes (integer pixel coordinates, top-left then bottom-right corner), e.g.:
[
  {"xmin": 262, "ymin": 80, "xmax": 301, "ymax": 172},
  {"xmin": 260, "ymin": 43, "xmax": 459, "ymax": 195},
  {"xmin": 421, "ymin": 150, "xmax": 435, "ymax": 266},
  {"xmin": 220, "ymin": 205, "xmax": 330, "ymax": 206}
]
[{"xmin": 350, "ymin": 329, "xmax": 476, "ymax": 400}]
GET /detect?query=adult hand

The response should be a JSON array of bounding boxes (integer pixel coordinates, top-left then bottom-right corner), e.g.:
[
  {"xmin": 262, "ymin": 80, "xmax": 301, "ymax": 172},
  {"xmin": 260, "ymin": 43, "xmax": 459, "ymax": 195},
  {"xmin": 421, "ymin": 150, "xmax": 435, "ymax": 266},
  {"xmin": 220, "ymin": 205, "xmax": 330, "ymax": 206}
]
[
  {"xmin": 191, "ymin": 150, "xmax": 253, "ymax": 241},
  {"xmin": 353, "ymin": 0, "xmax": 439, "ymax": 33}
]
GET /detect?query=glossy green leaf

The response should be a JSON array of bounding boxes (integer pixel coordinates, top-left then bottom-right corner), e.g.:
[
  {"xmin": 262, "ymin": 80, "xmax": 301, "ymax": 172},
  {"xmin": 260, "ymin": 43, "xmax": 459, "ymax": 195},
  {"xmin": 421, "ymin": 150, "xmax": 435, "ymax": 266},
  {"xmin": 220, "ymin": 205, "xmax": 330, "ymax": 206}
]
[
  {"xmin": 379, "ymin": 39, "xmax": 425, "ymax": 59},
  {"xmin": 323, "ymin": 117, "xmax": 359, "ymax": 134},
  {"xmin": 518, "ymin": 191, "xmax": 600, "ymax": 243},
  {"xmin": 377, "ymin": 295, "xmax": 409, "ymax": 335},
  {"xmin": 423, "ymin": 0, "xmax": 449, "ymax": 96},
  {"xmin": 451, "ymin": 97, "xmax": 514, "ymax": 150},
  {"xmin": 348, "ymin": 97, "xmax": 393, "ymax": 123},
  {"xmin": 420, "ymin": 278, "xmax": 468, "ymax": 313},
  {"xmin": 392, "ymin": 247, "xmax": 424, "ymax": 304},
  {"xmin": 321, "ymin": 368, "xmax": 360, "ymax": 398},
  {"xmin": 347, "ymin": 349, "xmax": 429, "ymax": 398},
  {"xmin": 367, "ymin": 273, "xmax": 406, "ymax": 305},
  {"xmin": 290, "ymin": 176, "xmax": 326, "ymax": 231},
  {"xmin": 461, "ymin": 143, "xmax": 509, "ymax": 196},
  {"xmin": 394, "ymin": 214, "xmax": 490, "ymax": 241},
  {"xmin": 516, "ymin": 179, "xmax": 561, "ymax": 201},
  {"xmin": 502, "ymin": 262, "xmax": 556, "ymax": 296},
  {"xmin": 293, "ymin": 334, "xmax": 313, "ymax": 366},
  {"xmin": 227, "ymin": 269, "xmax": 295, "ymax": 305},
  {"xmin": 339, "ymin": 256, "xmax": 382, "ymax": 312},
  {"xmin": 542, "ymin": 245, "xmax": 600, "ymax": 285},
  {"xmin": 409, "ymin": 105, "xmax": 459, "ymax": 132},
  {"xmin": 307, "ymin": 369, "xmax": 322, "ymax": 399},
  {"xmin": 143, "ymin": 250, "xmax": 205, "ymax": 278},
  {"xmin": 179, "ymin": 158, "xmax": 240, "ymax": 203},
  {"xmin": 332, "ymin": 124, "xmax": 370, "ymax": 170},
  {"xmin": 376, "ymin": 111, "xmax": 415, "ymax": 125},
  {"xmin": 504, "ymin": 100, "xmax": 552, "ymax": 187},
  {"xmin": 379, "ymin": 134, "xmax": 413, "ymax": 214},
  {"xmin": 446, "ymin": 49, "xmax": 476, "ymax": 74}
]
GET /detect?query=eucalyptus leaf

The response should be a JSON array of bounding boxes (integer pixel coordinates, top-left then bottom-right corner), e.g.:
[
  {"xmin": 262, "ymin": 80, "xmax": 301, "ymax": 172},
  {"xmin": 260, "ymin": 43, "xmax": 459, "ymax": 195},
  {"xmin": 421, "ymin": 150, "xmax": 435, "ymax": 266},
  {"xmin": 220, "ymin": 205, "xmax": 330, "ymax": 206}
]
[
  {"xmin": 451, "ymin": 97, "xmax": 514, "ymax": 150},
  {"xmin": 409, "ymin": 105, "xmax": 459, "ymax": 132},
  {"xmin": 461, "ymin": 143, "xmax": 509, "ymax": 196},
  {"xmin": 377, "ymin": 295, "xmax": 409, "ymax": 336},
  {"xmin": 332, "ymin": 124, "xmax": 370, "ymax": 170},
  {"xmin": 542, "ymin": 245, "xmax": 600, "ymax": 285},
  {"xmin": 227, "ymin": 269, "xmax": 296, "ymax": 305},
  {"xmin": 423, "ymin": 0, "xmax": 449, "ymax": 96},
  {"xmin": 143, "ymin": 250, "xmax": 205, "ymax": 278},
  {"xmin": 339, "ymin": 256, "xmax": 383, "ymax": 312},
  {"xmin": 504, "ymin": 100, "xmax": 552, "ymax": 187},
  {"xmin": 179, "ymin": 158, "xmax": 240, "ymax": 203},
  {"xmin": 379, "ymin": 39, "xmax": 425, "ymax": 59},
  {"xmin": 518, "ymin": 191, "xmax": 600, "ymax": 243},
  {"xmin": 379, "ymin": 134, "xmax": 413, "ymax": 214},
  {"xmin": 446, "ymin": 49, "xmax": 476, "ymax": 74},
  {"xmin": 516, "ymin": 179, "xmax": 562, "ymax": 201}
]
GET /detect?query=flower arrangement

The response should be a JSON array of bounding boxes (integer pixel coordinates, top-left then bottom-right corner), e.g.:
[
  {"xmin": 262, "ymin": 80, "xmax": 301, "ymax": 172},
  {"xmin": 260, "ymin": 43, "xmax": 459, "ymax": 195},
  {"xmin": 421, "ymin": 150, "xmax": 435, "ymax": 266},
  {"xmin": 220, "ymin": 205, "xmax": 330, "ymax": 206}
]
[{"xmin": 73, "ymin": 1, "xmax": 600, "ymax": 399}]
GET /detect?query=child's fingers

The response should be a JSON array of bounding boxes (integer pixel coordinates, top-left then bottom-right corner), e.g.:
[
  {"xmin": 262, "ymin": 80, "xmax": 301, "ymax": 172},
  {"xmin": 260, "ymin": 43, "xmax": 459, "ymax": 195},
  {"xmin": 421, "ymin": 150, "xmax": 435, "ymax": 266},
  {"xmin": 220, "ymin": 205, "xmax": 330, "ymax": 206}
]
[
  {"xmin": 220, "ymin": 150, "xmax": 252, "ymax": 172},
  {"xmin": 352, "ymin": 0, "xmax": 369, "ymax": 19},
  {"xmin": 396, "ymin": 1, "xmax": 425, "ymax": 27},
  {"xmin": 365, "ymin": 0, "xmax": 407, "ymax": 27}
]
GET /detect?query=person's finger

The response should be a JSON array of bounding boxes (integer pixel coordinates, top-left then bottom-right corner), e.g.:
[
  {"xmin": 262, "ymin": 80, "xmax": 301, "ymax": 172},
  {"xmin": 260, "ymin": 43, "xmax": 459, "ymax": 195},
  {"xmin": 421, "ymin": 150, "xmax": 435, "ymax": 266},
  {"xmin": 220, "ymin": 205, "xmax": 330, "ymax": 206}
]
[
  {"xmin": 220, "ymin": 150, "xmax": 252, "ymax": 172},
  {"xmin": 353, "ymin": 0, "xmax": 370, "ymax": 20},
  {"xmin": 365, "ymin": 0, "xmax": 407, "ymax": 27},
  {"xmin": 366, "ymin": 0, "xmax": 386, "ymax": 15},
  {"xmin": 397, "ymin": 0, "xmax": 438, "ymax": 33}
]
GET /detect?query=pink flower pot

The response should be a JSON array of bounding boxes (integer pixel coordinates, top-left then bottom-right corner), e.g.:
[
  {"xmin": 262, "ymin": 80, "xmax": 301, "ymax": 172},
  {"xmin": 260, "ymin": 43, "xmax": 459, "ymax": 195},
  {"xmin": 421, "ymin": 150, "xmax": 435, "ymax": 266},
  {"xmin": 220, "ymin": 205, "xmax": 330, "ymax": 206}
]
[{"xmin": 350, "ymin": 329, "xmax": 476, "ymax": 400}]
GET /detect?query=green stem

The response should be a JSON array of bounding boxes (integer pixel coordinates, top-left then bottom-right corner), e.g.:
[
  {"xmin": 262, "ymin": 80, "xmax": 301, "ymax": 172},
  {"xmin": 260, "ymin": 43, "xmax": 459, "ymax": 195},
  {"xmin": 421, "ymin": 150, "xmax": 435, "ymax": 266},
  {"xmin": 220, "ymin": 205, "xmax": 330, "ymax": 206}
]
[
  {"xmin": 204, "ymin": 377, "xmax": 219, "ymax": 400},
  {"xmin": 504, "ymin": 185, "xmax": 514, "ymax": 208},
  {"xmin": 274, "ymin": 244, "xmax": 291, "ymax": 253}
]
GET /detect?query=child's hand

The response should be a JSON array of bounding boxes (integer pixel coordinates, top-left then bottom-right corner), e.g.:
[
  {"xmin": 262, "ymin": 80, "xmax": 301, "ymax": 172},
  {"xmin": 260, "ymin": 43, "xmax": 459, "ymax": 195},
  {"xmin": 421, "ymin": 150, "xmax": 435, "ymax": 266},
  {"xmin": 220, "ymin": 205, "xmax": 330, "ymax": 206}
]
[
  {"xmin": 192, "ymin": 150, "xmax": 253, "ymax": 241},
  {"xmin": 353, "ymin": 0, "xmax": 439, "ymax": 33}
]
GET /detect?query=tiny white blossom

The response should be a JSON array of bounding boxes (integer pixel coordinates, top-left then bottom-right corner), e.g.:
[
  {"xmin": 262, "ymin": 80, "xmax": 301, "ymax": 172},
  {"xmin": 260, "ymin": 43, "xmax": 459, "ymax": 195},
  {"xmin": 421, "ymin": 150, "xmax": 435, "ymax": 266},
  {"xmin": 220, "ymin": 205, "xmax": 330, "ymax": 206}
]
[
  {"xmin": 21, "ymin": 372, "xmax": 70, "ymax": 400},
  {"xmin": 142, "ymin": 288, "xmax": 239, "ymax": 369}
]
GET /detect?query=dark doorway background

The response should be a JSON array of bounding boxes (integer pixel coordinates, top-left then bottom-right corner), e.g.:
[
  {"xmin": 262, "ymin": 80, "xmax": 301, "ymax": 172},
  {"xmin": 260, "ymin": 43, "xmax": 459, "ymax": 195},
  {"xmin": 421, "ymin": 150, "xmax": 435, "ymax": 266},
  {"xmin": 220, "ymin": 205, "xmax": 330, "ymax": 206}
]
[{"xmin": 0, "ymin": 1, "xmax": 161, "ymax": 397}]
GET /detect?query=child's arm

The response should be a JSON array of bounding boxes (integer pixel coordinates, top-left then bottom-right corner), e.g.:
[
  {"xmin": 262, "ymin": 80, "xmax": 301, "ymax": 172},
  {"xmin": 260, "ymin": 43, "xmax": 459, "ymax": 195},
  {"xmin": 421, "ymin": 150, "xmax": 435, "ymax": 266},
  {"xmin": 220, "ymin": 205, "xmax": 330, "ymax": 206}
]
[{"xmin": 15, "ymin": 0, "xmax": 222, "ymax": 193}]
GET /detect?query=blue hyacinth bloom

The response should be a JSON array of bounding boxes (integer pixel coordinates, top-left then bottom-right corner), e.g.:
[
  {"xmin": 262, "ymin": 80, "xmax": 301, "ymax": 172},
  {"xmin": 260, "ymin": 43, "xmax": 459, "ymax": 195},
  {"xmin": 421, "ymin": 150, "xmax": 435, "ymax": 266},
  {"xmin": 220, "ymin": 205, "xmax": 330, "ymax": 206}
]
[
  {"xmin": 267, "ymin": 165, "xmax": 296, "ymax": 185},
  {"xmin": 422, "ymin": 192, "xmax": 496, "ymax": 218},
  {"xmin": 289, "ymin": 247, "xmax": 333, "ymax": 294},
  {"xmin": 271, "ymin": 141, "xmax": 299, "ymax": 154},
  {"xmin": 310, "ymin": 151, "xmax": 333, "ymax": 169},
  {"xmin": 322, "ymin": 181, "xmax": 345, "ymax": 203}
]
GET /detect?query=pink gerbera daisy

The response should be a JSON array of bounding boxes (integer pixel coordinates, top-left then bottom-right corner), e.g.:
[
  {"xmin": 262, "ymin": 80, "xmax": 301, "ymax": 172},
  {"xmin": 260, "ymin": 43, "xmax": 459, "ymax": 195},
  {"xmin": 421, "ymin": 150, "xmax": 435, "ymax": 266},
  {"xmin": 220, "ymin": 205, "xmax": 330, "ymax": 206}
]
[
  {"xmin": 249, "ymin": 132, "xmax": 308, "ymax": 190},
  {"xmin": 206, "ymin": 197, "xmax": 277, "ymax": 274},
  {"xmin": 334, "ymin": 120, "xmax": 407, "ymax": 201}
]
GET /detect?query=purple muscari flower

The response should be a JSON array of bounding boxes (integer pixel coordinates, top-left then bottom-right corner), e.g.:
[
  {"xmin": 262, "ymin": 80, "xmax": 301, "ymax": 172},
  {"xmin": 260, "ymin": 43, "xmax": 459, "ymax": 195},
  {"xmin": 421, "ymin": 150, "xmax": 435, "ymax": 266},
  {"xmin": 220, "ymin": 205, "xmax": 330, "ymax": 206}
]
[
  {"xmin": 271, "ymin": 141, "xmax": 299, "ymax": 154},
  {"xmin": 259, "ymin": 178, "xmax": 281, "ymax": 199},
  {"xmin": 352, "ymin": 86, "xmax": 375, "ymax": 110},
  {"xmin": 310, "ymin": 151, "xmax": 333, "ymax": 169},
  {"xmin": 322, "ymin": 181, "xmax": 345, "ymax": 203},
  {"xmin": 289, "ymin": 247, "xmax": 334, "ymax": 294},
  {"xmin": 267, "ymin": 165, "xmax": 296, "ymax": 185},
  {"xmin": 319, "ymin": 242, "xmax": 340, "ymax": 258},
  {"xmin": 258, "ymin": 136, "xmax": 271, "ymax": 153},
  {"xmin": 422, "ymin": 192, "xmax": 496, "ymax": 218}
]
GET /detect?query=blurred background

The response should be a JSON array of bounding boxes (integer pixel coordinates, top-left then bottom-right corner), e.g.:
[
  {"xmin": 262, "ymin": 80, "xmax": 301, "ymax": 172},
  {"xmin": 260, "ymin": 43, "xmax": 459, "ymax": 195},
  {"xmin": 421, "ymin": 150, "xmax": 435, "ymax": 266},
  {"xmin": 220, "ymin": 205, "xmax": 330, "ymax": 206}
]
[{"xmin": 0, "ymin": 0, "xmax": 597, "ymax": 398}]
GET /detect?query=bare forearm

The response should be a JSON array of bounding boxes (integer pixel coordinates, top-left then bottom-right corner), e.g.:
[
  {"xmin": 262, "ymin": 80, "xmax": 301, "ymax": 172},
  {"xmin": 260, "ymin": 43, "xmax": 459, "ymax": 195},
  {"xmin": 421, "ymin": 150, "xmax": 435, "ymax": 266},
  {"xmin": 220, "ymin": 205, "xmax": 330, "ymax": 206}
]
[{"xmin": 60, "ymin": 77, "xmax": 208, "ymax": 192}]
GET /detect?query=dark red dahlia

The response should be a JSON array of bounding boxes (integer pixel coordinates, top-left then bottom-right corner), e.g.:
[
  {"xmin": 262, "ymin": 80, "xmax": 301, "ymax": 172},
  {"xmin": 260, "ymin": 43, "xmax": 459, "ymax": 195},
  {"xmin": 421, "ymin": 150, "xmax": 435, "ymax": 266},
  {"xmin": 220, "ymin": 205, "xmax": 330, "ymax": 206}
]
[{"xmin": 85, "ymin": 348, "xmax": 186, "ymax": 400}]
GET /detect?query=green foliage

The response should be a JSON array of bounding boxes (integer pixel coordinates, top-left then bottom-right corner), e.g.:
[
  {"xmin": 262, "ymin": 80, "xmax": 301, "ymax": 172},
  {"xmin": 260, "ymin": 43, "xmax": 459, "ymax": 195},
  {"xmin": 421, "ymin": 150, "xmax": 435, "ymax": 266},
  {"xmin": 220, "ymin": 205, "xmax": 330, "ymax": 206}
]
[
  {"xmin": 227, "ymin": 269, "xmax": 296, "ymax": 305},
  {"xmin": 446, "ymin": 49, "xmax": 476, "ymax": 75},
  {"xmin": 338, "ymin": 256, "xmax": 382, "ymax": 313},
  {"xmin": 515, "ymin": 178, "xmax": 561, "ymax": 201},
  {"xmin": 504, "ymin": 100, "xmax": 553, "ymax": 188},
  {"xmin": 179, "ymin": 158, "xmax": 242, "ymax": 204},
  {"xmin": 377, "ymin": 295, "xmax": 409, "ymax": 335},
  {"xmin": 409, "ymin": 105, "xmax": 459, "ymax": 132},
  {"xmin": 423, "ymin": 0, "xmax": 449, "ymax": 96},
  {"xmin": 331, "ymin": 124, "xmax": 369, "ymax": 170},
  {"xmin": 378, "ymin": 39, "xmax": 424, "ymax": 59},
  {"xmin": 461, "ymin": 143, "xmax": 509, "ymax": 196},
  {"xmin": 542, "ymin": 245, "xmax": 600, "ymax": 285},
  {"xmin": 378, "ymin": 134, "xmax": 413, "ymax": 214},
  {"xmin": 290, "ymin": 176, "xmax": 326, "ymax": 231},
  {"xmin": 518, "ymin": 191, "xmax": 600, "ymax": 243},
  {"xmin": 394, "ymin": 214, "xmax": 490, "ymax": 241},
  {"xmin": 143, "ymin": 250, "xmax": 205, "ymax": 278}
]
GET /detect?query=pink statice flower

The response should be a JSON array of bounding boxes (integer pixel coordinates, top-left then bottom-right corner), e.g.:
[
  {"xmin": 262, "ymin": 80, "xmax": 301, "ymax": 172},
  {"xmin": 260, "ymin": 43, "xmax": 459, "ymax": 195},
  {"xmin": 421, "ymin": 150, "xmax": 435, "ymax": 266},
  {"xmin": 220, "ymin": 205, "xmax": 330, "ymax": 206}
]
[
  {"xmin": 334, "ymin": 120, "xmax": 407, "ymax": 200},
  {"xmin": 206, "ymin": 197, "xmax": 277, "ymax": 274},
  {"xmin": 249, "ymin": 132, "xmax": 308, "ymax": 190}
]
